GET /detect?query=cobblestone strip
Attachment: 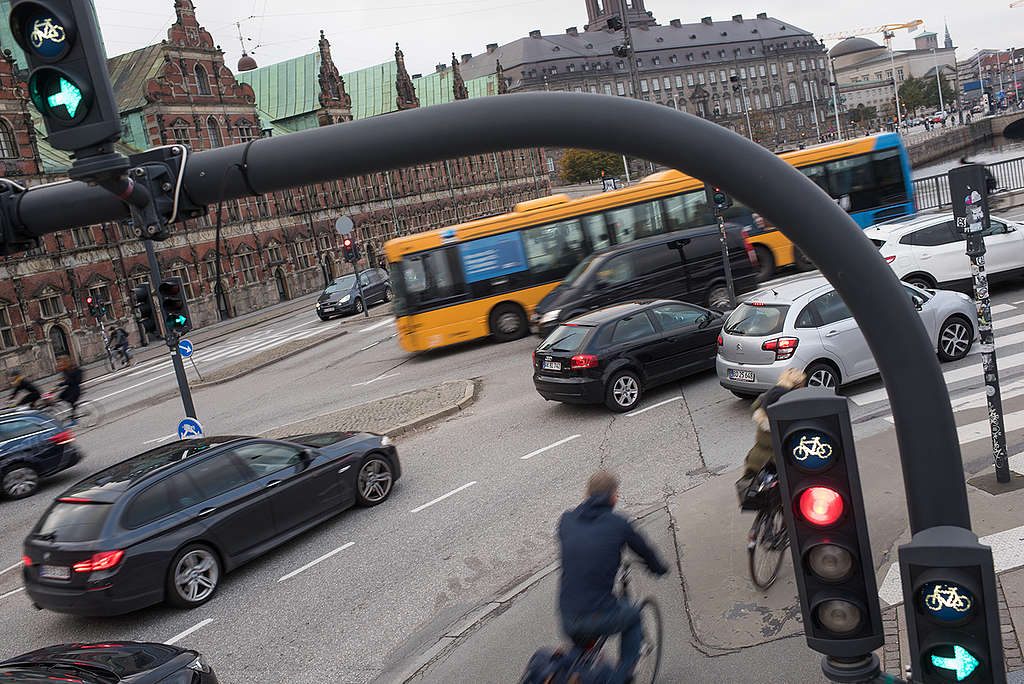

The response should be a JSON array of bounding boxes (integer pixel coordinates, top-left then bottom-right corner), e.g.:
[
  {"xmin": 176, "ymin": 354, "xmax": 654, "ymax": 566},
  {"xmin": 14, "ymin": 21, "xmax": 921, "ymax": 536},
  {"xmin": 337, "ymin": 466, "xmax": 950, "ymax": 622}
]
[
  {"xmin": 881, "ymin": 606, "xmax": 901, "ymax": 676},
  {"xmin": 1000, "ymin": 577, "xmax": 1024, "ymax": 672}
]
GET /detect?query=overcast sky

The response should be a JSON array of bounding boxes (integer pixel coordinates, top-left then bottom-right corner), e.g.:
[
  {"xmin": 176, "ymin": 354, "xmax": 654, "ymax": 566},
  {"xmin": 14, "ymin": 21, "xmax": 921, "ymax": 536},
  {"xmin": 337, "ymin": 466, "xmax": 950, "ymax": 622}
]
[{"xmin": 94, "ymin": 0, "xmax": 1019, "ymax": 77}]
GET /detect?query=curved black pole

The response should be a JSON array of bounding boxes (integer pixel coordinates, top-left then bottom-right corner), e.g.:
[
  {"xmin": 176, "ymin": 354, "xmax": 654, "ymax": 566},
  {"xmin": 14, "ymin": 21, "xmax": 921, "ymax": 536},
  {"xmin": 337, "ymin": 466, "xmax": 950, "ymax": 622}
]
[{"xmin": 13, "ymin": 93, "xmax": 969, "ymax": 533}]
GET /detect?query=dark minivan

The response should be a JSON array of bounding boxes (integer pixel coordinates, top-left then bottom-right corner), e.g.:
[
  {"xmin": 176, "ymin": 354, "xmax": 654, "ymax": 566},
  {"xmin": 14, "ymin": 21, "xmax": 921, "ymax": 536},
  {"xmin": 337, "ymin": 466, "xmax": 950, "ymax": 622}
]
[
  {"xmin": 530, "ymin": 226, "xmax": 757, "ymax": 337},
  {"xmin": 316, "ymin": 269, "xmax": 392, "ymax": 319}
]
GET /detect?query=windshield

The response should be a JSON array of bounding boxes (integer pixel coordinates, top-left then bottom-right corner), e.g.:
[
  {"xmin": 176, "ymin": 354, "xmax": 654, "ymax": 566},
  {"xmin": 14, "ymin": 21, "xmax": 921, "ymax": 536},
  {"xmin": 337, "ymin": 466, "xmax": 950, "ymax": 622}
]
[
  {"xmin": 537, "ymin": 325, "xmax": 592, "ymax": 352},
  {"xmin": 724, "ymin": 303, "xmax": 790, "ymax": 336},
  {"xmin": 324, "ymin": 275, "xmax": 356, "ymax": 294},
  {"xmin": 561, "ymin": 254, "xmax": 598, "ymax": 287}
]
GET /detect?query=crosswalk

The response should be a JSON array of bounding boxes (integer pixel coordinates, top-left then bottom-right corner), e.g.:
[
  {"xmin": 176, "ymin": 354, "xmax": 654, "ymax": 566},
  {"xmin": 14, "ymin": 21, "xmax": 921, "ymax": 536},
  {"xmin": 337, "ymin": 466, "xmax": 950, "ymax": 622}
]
[{"xmin": 844, "ymin": 297, "xmax": 1024, "ymax": 447}]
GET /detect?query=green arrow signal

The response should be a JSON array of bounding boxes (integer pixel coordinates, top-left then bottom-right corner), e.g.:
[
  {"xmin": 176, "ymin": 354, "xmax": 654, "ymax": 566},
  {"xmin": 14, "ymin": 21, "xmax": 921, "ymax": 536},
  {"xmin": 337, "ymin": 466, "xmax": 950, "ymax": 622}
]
[
  {"xmin": 47, "ymin": 77, "xmax": 82, "ymax": 117},
  {"xmin": 930, "ymin": 645, "xmax": 980, "ymax": 681}
]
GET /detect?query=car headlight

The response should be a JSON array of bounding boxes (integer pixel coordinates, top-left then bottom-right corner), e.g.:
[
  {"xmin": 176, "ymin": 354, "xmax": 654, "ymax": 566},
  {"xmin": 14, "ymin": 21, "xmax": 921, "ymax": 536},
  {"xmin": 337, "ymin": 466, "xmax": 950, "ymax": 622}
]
[
  {"xmin": 381, "ymin": 435, "xmax": 393, "ymax": 446},
  {"xmin": 538, "ymin": 309, "xmax": 561, "ymax": 324},
  {"xmin": 341, "ymin": 295, "xmax": 351, "ymax": 303},
  {"xmin": 186, "ymin": 655, "xmax": 210, "ymax": 673},
  {"xmin": 315, "ymin": 302, "xmax": 322, "ymax": 309}
]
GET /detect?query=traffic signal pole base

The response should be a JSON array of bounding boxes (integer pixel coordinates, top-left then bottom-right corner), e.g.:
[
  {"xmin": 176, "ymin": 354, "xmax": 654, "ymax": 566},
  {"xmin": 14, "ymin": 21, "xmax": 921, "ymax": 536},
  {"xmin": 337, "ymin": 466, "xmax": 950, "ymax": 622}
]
[
  {"xmin": 821, "ymin": 654, "xmax": 897, "ymax": 683},
  {"xmin": 967, "ymin": 470, "xmax": 1024, "ymax": 495}
]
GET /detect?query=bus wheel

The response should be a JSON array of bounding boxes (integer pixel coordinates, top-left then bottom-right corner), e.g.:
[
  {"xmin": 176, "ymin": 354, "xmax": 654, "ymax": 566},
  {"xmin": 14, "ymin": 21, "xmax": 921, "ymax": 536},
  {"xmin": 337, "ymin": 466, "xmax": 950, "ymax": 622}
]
[
  {"xmin": 490, "ymin": 303, "xmax": 527, "ymax": 342},
  {"xmin": 754, "ymin": 245, "xmax": 775, "ymax": 281}
]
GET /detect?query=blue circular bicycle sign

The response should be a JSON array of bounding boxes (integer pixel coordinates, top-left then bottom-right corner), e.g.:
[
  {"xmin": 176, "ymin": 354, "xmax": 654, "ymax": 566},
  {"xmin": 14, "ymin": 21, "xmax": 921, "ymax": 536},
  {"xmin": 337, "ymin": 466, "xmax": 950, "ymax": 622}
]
[{"xmin": 786, "ymin": 429, "xmax": 835, "ymax": 471}]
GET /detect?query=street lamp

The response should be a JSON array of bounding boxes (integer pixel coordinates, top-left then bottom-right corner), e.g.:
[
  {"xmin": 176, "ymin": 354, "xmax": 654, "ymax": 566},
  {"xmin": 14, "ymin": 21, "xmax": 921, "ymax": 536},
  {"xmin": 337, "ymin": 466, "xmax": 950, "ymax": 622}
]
[
  {"xmin": 884, "ymin": 30, "xmax": 903, "ymax": 129},
  {"xmin": 1012, "ymin": 48, "xmax": 1020, "ymax": 104},
  {"xmin": 829, "ymin": 56, "xmax": 843, "ymax": 141},
  {"xmin": 930, "ymin": 47, "xmax": 945, "ymax": 112}
]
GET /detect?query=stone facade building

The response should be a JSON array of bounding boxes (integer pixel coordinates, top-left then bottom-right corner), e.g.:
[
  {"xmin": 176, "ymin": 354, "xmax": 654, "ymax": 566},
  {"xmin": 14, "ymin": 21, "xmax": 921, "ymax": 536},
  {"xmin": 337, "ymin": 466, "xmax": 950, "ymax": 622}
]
[
  {"xmin": 456, "ymin": 1, "xmax": 832, "ymax": 165},
  {"xmin": 0, "ymin": 0, "xmax": 549, "ymax": 378}
]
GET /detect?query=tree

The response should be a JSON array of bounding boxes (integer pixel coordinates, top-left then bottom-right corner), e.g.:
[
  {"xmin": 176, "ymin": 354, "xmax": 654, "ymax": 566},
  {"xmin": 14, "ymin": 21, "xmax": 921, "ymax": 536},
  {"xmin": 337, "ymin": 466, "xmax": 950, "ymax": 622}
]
[
  {"xmin": 848, "ymin": 104, "xmax": 877, "ymax": 124},
  {"xmin": 558, "ymin": 149, "xmax": 624, "ymax": 184},
  {"xmin": 898, "ymin": 76, "xmax": 929, "ymax": 115},
  {"xmin": 922, "ymin": 71, "xmax": 956, "ymax": 111}
]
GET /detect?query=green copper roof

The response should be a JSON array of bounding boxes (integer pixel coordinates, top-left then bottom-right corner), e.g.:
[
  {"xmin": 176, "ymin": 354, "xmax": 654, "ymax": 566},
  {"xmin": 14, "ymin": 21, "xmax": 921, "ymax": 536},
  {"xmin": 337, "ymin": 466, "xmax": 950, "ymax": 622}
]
[
  {"xmin": 235, "ymin": 52, "xmax": 320, "ymax": 122},
  {"xmin": 345, "ymin": 60, "xmax": 399, "ymax": 120}
]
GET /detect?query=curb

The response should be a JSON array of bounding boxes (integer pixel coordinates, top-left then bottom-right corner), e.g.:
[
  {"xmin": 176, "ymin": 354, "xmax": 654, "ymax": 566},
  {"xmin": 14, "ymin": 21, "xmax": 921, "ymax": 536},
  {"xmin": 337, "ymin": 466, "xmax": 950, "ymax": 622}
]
[
  {"xmin": 190, "ymin": 331, "xmax": 347, "ymax": 389},
  {"xmin": 382, "ymin": 379, "xmax": 478, "ymax": 438}
]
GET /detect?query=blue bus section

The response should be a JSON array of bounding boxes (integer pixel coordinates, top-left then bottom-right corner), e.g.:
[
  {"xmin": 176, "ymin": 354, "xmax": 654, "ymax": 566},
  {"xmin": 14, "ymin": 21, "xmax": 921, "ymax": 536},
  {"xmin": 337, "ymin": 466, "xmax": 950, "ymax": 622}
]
[{"xmin": 458, "ymin": 233, "xmax": 529, "ymax": 283}]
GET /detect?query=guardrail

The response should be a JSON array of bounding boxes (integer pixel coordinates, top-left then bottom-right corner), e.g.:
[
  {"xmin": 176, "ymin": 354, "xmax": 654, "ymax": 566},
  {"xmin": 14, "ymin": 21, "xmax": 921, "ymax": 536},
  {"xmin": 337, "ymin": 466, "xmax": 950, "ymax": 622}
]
[{"xmin": 914, "ymin": 155, "xmax": 1024, "ymax": 210}]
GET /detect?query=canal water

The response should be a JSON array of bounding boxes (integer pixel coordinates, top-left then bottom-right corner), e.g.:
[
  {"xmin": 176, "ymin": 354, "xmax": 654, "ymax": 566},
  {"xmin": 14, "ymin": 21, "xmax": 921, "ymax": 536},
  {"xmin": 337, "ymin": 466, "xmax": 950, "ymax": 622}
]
[{"xmin": 913, "ymin": 135, "xmax": 1024, "ymax": 178}]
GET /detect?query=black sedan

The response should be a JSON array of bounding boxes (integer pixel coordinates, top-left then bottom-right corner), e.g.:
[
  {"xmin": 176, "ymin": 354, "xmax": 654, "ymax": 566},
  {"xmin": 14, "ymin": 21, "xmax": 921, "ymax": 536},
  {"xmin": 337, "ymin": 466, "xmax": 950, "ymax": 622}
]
[
  {"xmin": 23, "ymin": 432, "xmax": 400, "ymax": 616},
  {"xmin": 0, "ymin": 408, "xmax": 79, "ymax": 500},
  {"xmin": 532, "ymin": 300, "xmax": 723, "ymax": 412},
  {"xmin": 0, "ymin": 641, "xmax": 217, "ymax": 683}
]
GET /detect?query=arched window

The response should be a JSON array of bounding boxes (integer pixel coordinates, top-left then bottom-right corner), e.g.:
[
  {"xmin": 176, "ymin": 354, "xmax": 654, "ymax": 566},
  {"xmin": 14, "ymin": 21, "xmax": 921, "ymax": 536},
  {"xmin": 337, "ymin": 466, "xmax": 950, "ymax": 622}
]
[
  {"xmin": 774, "ymin": 90, "xmax": 783, "ymax": 107},
  {"xmin": 0, "ymin": 119, "xmax": 15, "ymax": 158},
  {"xmin": 788, "ymin": 82, "xmax": 799, "ymax": 103},
  {"xmin": 763, "ymin": 93, "xmax": 771, "ymax": 109},
  {"xmin": 170, "ymin": 118, "xmax": 191, "ymax": 146},
  {"xmin": 802, "ymin": 80, "xmax": 811, "ymax": 101},
  {"xmin": 811, "ymin": 81, "xmax": 819, "ymax": 98},
  {"xmin": 207, "ymin": 116, "xmax": 223, "ymax": 148},
  {"xmin": 195, "ymin": 64, "xmax": 211, "ymax": 95}
]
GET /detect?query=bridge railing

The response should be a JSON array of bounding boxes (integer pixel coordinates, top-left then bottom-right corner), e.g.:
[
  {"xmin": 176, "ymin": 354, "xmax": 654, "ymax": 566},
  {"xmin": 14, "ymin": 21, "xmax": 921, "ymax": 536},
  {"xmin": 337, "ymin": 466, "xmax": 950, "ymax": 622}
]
[{"xmin": 913, "ymin": 155, "xmax": 1024, "ymax": 210}]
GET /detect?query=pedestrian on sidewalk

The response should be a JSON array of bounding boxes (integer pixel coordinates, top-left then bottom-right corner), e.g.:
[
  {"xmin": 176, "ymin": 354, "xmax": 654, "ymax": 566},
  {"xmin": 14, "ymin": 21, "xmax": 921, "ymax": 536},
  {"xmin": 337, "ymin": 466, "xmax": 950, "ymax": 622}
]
[{"xmin": 736, "ymin": 369, "xmax": 807, "ymax": 496}]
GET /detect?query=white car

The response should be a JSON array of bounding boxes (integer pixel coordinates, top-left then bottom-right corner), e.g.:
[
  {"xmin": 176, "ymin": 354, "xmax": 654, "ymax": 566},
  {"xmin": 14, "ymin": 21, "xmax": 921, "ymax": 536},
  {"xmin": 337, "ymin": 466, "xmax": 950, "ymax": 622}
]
[{"xmin": 863, "ymin": 212, "xmax": 1024, "ymax": 291}]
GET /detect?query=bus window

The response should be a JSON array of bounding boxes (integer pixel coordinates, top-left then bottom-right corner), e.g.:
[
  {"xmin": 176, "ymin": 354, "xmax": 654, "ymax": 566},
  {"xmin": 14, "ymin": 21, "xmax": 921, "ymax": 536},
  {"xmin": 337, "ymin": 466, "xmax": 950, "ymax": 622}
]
[
  {"xmin": 800, "ymin": 164, "xmax": 829, "ymax": 193},
  {"xmin": 606, "ymin": 199, "xmax": 665, "ymax": 243},
  {"xmin": 397, "ymin": 248, "xmax": 466, "ymax": 311},
  {"xmin": 871, "ymin": 149, "xmax": 908, "ymax": 205},
  {"xmin": 663, "ymin": 192, "xmax": 705, "ymax": 231},
  {"xmin": 826, "ymin": 155, "xmax": 876, "ymax": 212},
  {"xmin": 582, "ymin": 213, "xmax": 611, "ymax": 251},
  {"xmin": 522, "ymin": 219, "xmax": 588, "ymax": 281}
]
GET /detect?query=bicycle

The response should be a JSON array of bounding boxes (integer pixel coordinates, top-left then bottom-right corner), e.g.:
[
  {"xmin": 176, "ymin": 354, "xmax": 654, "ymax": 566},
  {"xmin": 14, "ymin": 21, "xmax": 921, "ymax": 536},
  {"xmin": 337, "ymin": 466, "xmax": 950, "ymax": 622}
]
[
  {"xmin": 38, "ymin": 391, "xmax": 101, "ymax": 429},
  {"xmin": 742, "ymin": 463, "xmax": 790, "ymax": 590},
  {"xmin": 570, "ymin": 560, "xmax": 663, "ymax": 684}
]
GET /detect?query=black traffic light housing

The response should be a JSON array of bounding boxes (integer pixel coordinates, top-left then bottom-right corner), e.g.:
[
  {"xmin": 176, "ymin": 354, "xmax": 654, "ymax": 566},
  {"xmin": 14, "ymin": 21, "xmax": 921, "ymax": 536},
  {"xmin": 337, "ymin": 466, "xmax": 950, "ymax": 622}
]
[
  {"xmin": 157, "ymin": 277, "xmax": 191, "ymax": 336},
  {"xmin": 133, "ymin": 283, "xmax": 159, "ymax": 337},
  {"xmin": 341, "ymin": 237, "xmax": 360, "ymax": 264},
  {"xmin": 766, "ymin": 388, "xmax": 884, "ymax": 658},
  {"xmin": 704, "ymin": 184, "xmax": 733, "ymax": 213},
  {"xmin": 85, "ymin": 294, "xmax": 97, "ymax": 318},
  {"xmin": 900, "ymin": 526, "xmax": 1005, "ymax": 684},
  {"xmin": 10, "ymin": 0, "xmax": 121, "ymax": 157}
]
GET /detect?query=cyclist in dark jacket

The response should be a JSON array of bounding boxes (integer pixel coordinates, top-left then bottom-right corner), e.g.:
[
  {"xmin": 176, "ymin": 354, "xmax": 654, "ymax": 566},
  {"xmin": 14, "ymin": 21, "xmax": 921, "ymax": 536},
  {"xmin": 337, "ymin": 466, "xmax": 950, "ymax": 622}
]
[
  {"xmin": 7, "ymin": 369, "xmax": 41, "ymax": 407},
  {"xmin": 558, "ymin": 470, "xmax": 667, "ymax": 684},
  {"xmin": 55, "ymin": 356, "xmax": 82, "ymax": 421}
]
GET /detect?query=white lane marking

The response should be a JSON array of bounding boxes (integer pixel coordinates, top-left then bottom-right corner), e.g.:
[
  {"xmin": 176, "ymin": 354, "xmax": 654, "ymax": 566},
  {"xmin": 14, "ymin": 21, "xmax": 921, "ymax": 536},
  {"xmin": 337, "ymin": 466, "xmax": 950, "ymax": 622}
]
[
  {"xmin": 991, "ymin": 303, "xmax": 1016, "ymax": 314},
  {"xmin": 410, "ymin": 481, "xmax": 477, "ymax": 513},
  {"xmin": 994, "ymin": 312, "xmax": 1024, "ymax": 330},
  {"xmin": 956, "ymin": 408, "xmax": 1024, "ymax": 444},
  {"xmin": 879, "ymin": 522, "xmax": 1024, "ymax": 606},
  {"xmin": 164, "ymin": 618, "xmax": 214, "ymax": 645},
  {"xmin": 360, "ymin": 317, "xmax": 396, "ymax": 333},
  {"xmin": 521, "ymin": 434, "xmax": 581, "ymax": 460},
  {"xmin": 93, "ymin": 371, "xmax": 175, "ymax": 402},
  {"xmin": 0, "ymin": 561, "xmax": 21, "ymax": 575},
  {"xmin": 849, "ymin": 350, "xmax": 1024, "ymax": 407},
  {"xmin": 625, "ymin": 396, "xmax": 683, "ymax": 417},
  {"xmin": 143, "ymin": 433, "xmax": 178, "ymax": 445},
  {"xmin": 277, "ymin": 542, "xmax": 355, "ymax": 583},
  {"xmin": 351, "ymin": 372, "xmax": 400, "ymax": 387},
  {"xmin": 0, "ymin": 587, "xmax": 24, "ymax": 600}
]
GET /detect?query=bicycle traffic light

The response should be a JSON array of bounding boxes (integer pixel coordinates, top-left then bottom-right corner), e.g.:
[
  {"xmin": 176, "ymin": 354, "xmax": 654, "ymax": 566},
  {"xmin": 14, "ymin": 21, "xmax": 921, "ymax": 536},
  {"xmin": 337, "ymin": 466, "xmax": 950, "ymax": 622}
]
[
  {"xmin": 133, "ymin": 283, "xmax": 159, "ymax": 337},
  {"xmin": 766, "ymin": 388, "xmax": 884, "ymax": 658},
  {"xmin": 157, "ymin": 277, "xmax": 191, "ymax": 335},
  {"xmin": 899, "ymin": 526, "xmax": 1005, "ymax": 683},
  {"xmin": 704, "ymin": 184, "xmax": 733, "ymax": 212},
  {"xmin": 9, "ymin": 0, "xmax": 121, "ymax": 155},
  {"xmin": 341, "ymin": 237, "xmax": 360, "ymax": 264}
]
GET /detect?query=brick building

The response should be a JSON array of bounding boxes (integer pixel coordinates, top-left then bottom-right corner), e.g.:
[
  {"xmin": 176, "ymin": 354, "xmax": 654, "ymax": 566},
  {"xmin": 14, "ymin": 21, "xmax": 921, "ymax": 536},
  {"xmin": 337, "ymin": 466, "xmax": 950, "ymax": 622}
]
[{"xmin": 0, "ymin": 0, "xmax": 549, "ymax": 378}]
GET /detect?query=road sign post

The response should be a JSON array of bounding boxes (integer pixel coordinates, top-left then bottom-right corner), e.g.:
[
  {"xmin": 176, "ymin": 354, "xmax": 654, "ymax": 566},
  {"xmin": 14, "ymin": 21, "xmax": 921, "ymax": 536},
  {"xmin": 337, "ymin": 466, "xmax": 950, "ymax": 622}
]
[
  {"xmin": 949, "ymin": 164, "xmax": 1010, "ymax": 484},
  {"xmin": 177, "ymin": 338, "xmax": 202, "ymax": 381}
]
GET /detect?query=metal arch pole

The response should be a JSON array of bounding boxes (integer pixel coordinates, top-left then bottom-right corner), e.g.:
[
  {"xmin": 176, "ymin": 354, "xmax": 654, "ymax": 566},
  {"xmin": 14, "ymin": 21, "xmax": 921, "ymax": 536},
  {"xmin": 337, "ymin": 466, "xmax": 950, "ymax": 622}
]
[{"xmin": 9, "ymin": 93, "xmax": 971, "ymax": 533}]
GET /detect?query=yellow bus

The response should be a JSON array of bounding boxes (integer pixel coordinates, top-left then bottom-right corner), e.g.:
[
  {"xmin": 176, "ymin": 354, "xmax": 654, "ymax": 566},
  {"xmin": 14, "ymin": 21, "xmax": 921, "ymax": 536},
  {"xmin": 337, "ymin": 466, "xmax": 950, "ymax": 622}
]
[{"xmin": 384, "ymin": 133, "xmax": 915, "ymax": 353}]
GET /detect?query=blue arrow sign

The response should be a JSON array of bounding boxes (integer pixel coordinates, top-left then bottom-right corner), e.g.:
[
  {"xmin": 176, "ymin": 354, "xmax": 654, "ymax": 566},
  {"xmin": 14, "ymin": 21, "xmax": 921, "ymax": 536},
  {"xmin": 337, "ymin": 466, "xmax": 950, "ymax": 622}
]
[
  {"xmin": 177, "ymin": 418, "xmax": 204, "ymax": 440},
  {"xmin": 930, "ymin": 645, "xmax": 979, "ymax": 681},
  {"xmin": 178, "ymin": 339, "xmax": 193, "ymax": 358}
]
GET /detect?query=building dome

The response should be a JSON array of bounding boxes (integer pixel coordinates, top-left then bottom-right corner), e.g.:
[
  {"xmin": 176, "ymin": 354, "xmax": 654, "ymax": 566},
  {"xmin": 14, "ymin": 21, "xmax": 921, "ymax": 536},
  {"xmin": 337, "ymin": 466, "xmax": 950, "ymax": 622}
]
[
  {"xmin": 829, "ymin": 37, "xmax": 882, "ymax": 58},
  {"xmin": 237, "ymin": 52, "xmax": 257, "ymax": 72}
]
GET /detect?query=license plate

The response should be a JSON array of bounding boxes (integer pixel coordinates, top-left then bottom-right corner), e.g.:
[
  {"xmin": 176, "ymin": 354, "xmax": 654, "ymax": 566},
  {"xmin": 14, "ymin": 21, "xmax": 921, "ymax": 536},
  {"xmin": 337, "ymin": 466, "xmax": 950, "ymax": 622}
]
[
  {"xmin": 39, "ymin": 565, "xmax": 70, "ymax": 580},
  {"xmin": 729, "ymin": 369, "xmax": 755, "ymax": 382},
  {"xmin": 543, "ymin": 360, "xmax": 561, "ymax": 371}
]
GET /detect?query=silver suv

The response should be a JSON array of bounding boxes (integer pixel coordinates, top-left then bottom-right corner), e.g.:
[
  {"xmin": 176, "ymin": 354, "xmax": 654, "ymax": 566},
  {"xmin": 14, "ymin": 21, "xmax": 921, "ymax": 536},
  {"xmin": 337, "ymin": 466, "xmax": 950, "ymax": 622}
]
[{"xmin": 716, "ymin": 276, "xmax": 977, "ymax": 398}]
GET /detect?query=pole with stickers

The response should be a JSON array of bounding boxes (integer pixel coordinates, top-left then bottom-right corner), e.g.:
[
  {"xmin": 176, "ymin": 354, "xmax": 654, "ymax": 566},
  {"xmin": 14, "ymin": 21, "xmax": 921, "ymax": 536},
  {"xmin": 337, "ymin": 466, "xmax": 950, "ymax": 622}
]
[{"xmin": 949, "ymin": 164, "xmax": 1010, "ymax": 483}]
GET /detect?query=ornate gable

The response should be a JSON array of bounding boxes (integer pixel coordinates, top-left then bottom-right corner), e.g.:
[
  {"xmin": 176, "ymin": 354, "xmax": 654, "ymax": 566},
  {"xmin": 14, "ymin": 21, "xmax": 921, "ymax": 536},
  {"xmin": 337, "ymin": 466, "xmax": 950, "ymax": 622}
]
[
  {"xmin": 395, "ymin": 43, "xmax": 420, "ymax": 110},
  {"xmin": 451, "ymin": 53, "xmax": 469, "ymax": 101}
]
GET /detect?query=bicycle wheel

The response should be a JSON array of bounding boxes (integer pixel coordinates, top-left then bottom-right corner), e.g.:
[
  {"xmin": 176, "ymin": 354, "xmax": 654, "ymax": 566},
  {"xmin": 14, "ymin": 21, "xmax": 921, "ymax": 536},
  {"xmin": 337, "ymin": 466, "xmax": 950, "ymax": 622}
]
[
  {"xmin": 749, "ymin": 506, "xmax": 787, "ymax": 589},
  {"xmin": 75, "ymin": 400, "xmax": 102, "ymax": 429},
  {"xmin": 631, "ymin": 598, "xmax": 662, "ymax": 684}
]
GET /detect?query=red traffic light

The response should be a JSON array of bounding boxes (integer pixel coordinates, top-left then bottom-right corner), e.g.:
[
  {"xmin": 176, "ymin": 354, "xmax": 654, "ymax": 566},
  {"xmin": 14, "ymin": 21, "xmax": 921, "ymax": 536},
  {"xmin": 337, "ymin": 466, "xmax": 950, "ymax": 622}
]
[
  {"xmin": 85, "ymin": 296, "xmax": 93, "ymax": 304},
  {"xmin": 799, "ymin": 486, "xmax": 844, "ymax": 526}
]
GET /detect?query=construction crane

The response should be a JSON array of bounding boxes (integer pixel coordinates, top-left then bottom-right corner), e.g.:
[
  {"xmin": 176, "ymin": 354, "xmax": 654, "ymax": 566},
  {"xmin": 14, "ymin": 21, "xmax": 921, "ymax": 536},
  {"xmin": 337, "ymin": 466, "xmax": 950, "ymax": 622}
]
[{"xmin": 818, "ymin": 21, "xmax": 924, "ymax": 41}]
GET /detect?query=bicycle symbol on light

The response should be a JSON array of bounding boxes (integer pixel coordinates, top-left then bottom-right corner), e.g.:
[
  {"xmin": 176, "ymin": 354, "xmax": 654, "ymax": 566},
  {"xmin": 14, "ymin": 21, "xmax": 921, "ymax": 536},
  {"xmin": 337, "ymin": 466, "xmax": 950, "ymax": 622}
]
[
  {"xmin": 791, "ymin": 435, "xmax": 833, "ymax": 462},
  {"xmin": 30, "ymin": 17, "xmax": 66, "ymax": 48},
  {"xmin": 924, "ymin": 584, "xmax": 972, "ymax": 613}
]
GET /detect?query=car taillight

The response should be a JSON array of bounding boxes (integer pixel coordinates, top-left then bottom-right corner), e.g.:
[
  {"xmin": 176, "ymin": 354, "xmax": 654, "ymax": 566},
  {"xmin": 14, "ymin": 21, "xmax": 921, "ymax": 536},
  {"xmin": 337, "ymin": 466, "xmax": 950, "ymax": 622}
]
[
  {"xmin": 73, "ymin": 550, "xmax": 124, "ymax": 573},
  {"xmin": 717, "ymin": 334, "xmax": 723, "ymax": 346},
  {"xmin": 21, "ymin": 556, "xmax": 31, "ymax": 566},
  {"xmin": 571, "ymin": 354, "xmax": 599, "ymax": 369},
  {"xmin": 741, "ymin": 228, "xmax": 758, "ymax": 266},
  {"xmin": 48, "ymin": 430, "xmax": 74, "ymax": 445},
  {"xmin": 884, "ymin": 255, "xmax": 896, "ymax": 263},
  {"xmin": 762, "ymin": 337, "xmax": 799, "ymax": 360},
  {"xmin": 58, "ymin": 497, "xmax": 94, "ymax": 503}
]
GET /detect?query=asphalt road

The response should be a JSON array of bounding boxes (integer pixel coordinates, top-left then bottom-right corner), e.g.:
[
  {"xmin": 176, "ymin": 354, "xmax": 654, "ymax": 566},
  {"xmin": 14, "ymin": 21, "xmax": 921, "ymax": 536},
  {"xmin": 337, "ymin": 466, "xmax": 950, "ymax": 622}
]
[{"xmin": 4, "ymin": 237, "xmax": 1024, "ymax": 681}]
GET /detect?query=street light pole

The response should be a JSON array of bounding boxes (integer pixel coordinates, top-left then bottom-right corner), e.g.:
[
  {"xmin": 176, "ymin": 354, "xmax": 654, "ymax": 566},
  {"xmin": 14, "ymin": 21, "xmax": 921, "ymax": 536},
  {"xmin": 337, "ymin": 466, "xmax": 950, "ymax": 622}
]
[
  {"xmin": 931, "ymin": 47, "xmax": 945, "ymax": 111},
  {"xmin": 829, "ymin": 56, "xmax": 843, "ymax": 140},
  {"xmin": 885, "ymin": 31, "xmax": 903, "ymax": 129},
  {"xmin": 1012, "ymin": 48, "xmax": 1020, "ymax": 104},
  {"xmin": 809, "ymin": 86, "xmax": 822, "ymax": 141}
]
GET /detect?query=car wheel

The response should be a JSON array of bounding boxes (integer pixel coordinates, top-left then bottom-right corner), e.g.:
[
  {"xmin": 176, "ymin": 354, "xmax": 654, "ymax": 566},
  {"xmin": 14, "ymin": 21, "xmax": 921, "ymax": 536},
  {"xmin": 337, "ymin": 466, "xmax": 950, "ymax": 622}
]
[
  {"xmin": 706, "ymin": 284, "xmax": 731, "ymax": 312},
  {"xmin": 805, "ymin": 361, "xmax": 840, "ymax": 390},
  {"xmin": 166, "ymin": 544, "xmax": 221, "ymax": 609},
  {"xmin": 353, "ymin": 298, "xmax": 364, "ymax": 314},
  {"xmin": 754, "ymin": 245, "xmax": 775, "ymax": 281},
  {"xmin": 2, "ymin": 465, "xmax": 39, "ymax": 499},
  {"xmin": 730, "ymin": 389, "xmax": 757, "ymax": 400},
  {"xmin": 904, "ymin": 274, "xmax": 935, "ymax": 290},
  {"xmin": 356, "ymin": 455, "xmax": 394, "ymax": 506},
  {"xmin": 938, "ymin": 316, "xmax": 973, "ymax": 361},
  {"xmin": 383, "ymin": 286, "xmax": 393, "ymax": 303},
  {"xmin": 605, "ymin": 370, "xmax": 643, "ymax": 412},
  {"xmin": 490, "ymin": 303, "xmax": 527, "ymax": 342}
]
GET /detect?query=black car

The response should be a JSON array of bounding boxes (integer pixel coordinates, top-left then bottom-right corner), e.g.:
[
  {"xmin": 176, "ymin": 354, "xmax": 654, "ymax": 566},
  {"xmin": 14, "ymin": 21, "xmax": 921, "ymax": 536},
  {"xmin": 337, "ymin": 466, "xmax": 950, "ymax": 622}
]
[
  {"xmin": 530, "ymin": 226, "xmax": 757, "ymax": 337},
  {"xmin": 533, "ymin": 300, "xmax": 724, "ymax": 412},
  {"xmin": 315, "ymin": 269, "xmax": 392, "ymax": 319},
  {"xmin": 23, "ymin": 432, "xmax": 400, "ymax": 616},
  {"xmin": 0, "ymin": 409, "xmax": 79, "ymax": 500},
  {"xmin": 0, "ymin": 641, "xmax": 217, "ymax": 683}
]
